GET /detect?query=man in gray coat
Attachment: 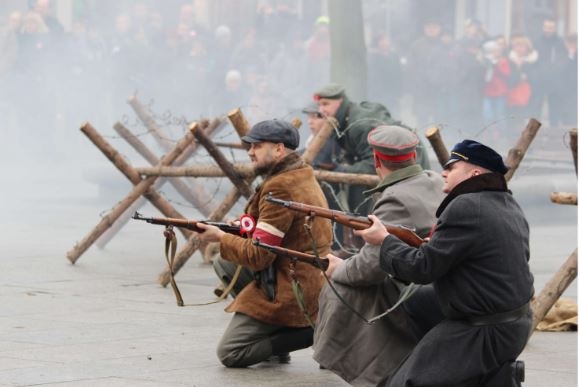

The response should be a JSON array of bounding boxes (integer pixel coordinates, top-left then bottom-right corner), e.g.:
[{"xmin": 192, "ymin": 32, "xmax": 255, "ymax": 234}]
[
  {"xmin": 313, "ymin": 125, "xmax": 444, "ymax": 386},
  {"xmin": 357, "ymin": 139, "xmax": 533, "ymax": 386}
]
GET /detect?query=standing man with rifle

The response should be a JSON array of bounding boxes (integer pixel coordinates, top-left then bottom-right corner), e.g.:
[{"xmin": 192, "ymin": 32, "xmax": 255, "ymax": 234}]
[
  {"xmin": 312, "ymin": 125, "xmax": 444, "ymax": 385},
  {"xmin": 356, "ymin": 139, "xmax": 532, "ymax": 386},
  {"xmin": 196, "ymin": 119, "xmax": 333, "ymax": 368}
]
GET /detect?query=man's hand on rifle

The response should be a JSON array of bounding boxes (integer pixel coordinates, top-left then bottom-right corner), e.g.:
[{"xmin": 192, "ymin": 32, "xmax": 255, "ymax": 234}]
[
  {"xmin": 354, "ymin": 214, "xmax": 390, "ymax": 245},
  {"xmin": 196, "ymin": 222, "xmax": 226, "ymax": 242},
  {"xmin": 324, "ymin": 253, "xmax": 344, "ymax": 278}
]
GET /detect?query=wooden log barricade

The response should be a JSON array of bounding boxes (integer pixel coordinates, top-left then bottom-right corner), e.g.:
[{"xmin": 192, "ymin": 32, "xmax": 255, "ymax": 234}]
[
  {"xmin": 95, "ymin": 96, "xmax": 224, "ymax": 249},
  {"xmin": 95, "ymin": 121, "xmax": 214, "ymax": 249},
  {"xmin": 67, "ymin": 122, "xmax": 198, "ymax": 263},
  {"xmin": 128, "ymin": 96, "xmax": 222, "ymax": 206},
  {"xmin": 530, "ymin": 127, "xmax": 578, "ymax": 332}
]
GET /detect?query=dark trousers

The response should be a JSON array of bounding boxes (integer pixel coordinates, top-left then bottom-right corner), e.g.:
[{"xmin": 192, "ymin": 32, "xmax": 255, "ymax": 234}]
[{"xmin": 212, "ymin": 257, "xmax": 313, "ymax": 367}]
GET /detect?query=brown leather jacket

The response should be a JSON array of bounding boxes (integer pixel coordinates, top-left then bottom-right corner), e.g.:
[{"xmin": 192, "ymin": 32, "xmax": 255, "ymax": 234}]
[{"xmin": 219, "ymin": 152, "xmax": 333, "ymax": 327}]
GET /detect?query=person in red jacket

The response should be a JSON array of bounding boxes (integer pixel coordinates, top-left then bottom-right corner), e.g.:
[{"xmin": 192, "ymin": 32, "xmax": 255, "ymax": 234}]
[{"xmin": 482, "ymin": 38, "xmax": 511, "ymax": 144}]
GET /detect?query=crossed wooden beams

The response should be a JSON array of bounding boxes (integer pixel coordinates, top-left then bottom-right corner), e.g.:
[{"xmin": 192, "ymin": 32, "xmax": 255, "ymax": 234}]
[
  {"xmin": 66, "ymin": 95, "xmax": 226, "ymax": 263},
  {"xmin": 66, "ymin": 100, "xmax": 378, "ymax": 288}
]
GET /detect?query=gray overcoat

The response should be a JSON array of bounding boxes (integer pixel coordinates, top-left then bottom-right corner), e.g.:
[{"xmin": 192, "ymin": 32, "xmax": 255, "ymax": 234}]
[{"xmin": 313, "ymin": 165, "xmax": 444, "ymax": 386}]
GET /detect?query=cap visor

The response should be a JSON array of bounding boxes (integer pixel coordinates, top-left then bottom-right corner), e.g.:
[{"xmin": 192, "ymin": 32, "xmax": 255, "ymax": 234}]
[
  {"xmin": 443, "ymin": 158, "xmax": 460, "ymax": 170},
  {"xmin": 240, "ymin": 135, "xmax": 261, "ymax": 144}
]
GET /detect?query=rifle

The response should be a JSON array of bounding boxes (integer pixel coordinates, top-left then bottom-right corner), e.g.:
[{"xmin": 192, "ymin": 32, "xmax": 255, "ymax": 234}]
[
  {"xmin": 265, "ymin": 193, "xmax": 425, "ymax": 247},
  {"xmin": 252, "ymin": 239, "xmax": 330, "ymax": 271},
  {"xmin": 132, "ymin": 212, "xmax": 242, "ymax": 235}
]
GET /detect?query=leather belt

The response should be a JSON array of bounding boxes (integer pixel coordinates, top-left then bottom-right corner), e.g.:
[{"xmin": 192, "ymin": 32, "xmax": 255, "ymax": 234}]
[{"xmin": 464, "ymin": 303, "xmax": 530, "ymax": 326}]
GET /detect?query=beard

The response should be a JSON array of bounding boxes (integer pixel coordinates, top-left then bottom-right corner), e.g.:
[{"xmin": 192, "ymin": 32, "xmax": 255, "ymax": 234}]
[{"xmin": 253, "ymin": 161, "xmax": 276, "ymax": 176}]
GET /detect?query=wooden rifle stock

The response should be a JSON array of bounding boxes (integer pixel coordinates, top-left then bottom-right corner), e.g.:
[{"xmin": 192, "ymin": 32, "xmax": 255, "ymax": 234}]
[
  {"xmin": 132, "ymin": 212, "xmax": 241, "ymax": 235},
  {"xmin": 252, "ymin": 239, "xmax": 329, "ymax": 271},
  {"xmin": 265, "ymin": 193, "xmax": 425, "ymax": 247}
]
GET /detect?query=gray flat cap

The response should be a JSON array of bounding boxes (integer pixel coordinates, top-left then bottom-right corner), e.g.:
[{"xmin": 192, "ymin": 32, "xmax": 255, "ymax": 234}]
[{"xmin": 313, "ymin": 83, "xmax": 345, "ymax": 100}]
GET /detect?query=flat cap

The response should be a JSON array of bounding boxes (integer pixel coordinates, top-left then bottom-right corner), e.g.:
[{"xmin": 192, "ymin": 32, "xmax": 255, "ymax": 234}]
[
  {"xmin": 444, "ymin": 139, "xmax": 509, "ymax": 174},
  {"xmin": 313, "ymin": 83, "xmax": 345, "ymax": 100},
  {"xmin": 241, "ymin": 119, "xmax": 299, "ymax": 150},
  {"xmin": 368, "ymin": 125, "xmax": 419, "ymax": 162},
  {"xmin": 302, "ymin": 102, "xmax": 320, "ymax": 115}
]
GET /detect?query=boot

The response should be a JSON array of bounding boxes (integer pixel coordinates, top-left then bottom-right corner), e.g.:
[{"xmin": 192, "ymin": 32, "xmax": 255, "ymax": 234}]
[
  {"xmin": 511, "ymin": 360, "xmax": 525, "ymax": 386},
  {"xmin": 270, "ymin": 327, "xmax": 314, "ymax": 362}
]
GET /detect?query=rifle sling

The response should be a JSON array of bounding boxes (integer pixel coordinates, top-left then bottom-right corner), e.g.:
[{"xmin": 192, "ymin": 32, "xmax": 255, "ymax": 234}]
[
  {"xmin": 302, "ymin": 223, "xmax": 416, "ymax": 324},
  {"xmin": 163, "ymin": 227, "xmax": 241, "ymax": 307}
]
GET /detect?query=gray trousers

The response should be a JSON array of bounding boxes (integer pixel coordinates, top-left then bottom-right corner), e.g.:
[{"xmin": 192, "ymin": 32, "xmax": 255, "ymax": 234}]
[{"xmin": 213, "ymin": 256, "xmax": 286, "ymax": 368}]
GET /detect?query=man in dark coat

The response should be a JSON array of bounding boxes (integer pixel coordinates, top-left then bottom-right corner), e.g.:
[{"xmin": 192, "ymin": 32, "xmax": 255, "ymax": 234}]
[
  {"xmin": 356, "ymin": 139, "xmax": 533, "ymax": 386},
  {"xmin": 313, "ymin": 125, "xmax": 444, "ymax": 386},
  {"xmin": 198, "ymin": 119, "xmax": 333, "ymax": 368}
]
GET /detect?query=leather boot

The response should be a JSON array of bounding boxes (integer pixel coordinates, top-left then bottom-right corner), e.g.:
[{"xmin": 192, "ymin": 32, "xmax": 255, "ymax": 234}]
[
  {"xmin": 511, "ymin": 360, "xmax": 525, "ymax": 386},
  {"xmin": 270, "ymin": 327, "xmax": 314, "ymax": 359}
]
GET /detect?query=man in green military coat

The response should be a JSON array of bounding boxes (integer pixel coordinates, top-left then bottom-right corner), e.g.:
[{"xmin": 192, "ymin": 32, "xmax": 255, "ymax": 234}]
[{"xmin": 314, "ymin": 83, "xmax": 430, "ymax": 218}]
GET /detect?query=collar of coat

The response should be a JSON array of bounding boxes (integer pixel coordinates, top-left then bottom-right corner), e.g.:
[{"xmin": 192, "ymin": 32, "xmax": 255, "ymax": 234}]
[
  {"xmin": 364, "ymin": 164, "xmax": 424, "ymax": 195},
  {"xmin": 436, "ymin": 172, "xmax": 510, "ymax": 217},
  {"xmin": 333, "ymin": 96, "xmax": 351, "ymax": 135}
]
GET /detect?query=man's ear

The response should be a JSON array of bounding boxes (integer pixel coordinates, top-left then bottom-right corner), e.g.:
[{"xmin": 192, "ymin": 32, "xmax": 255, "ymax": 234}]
[{"xmin": 275, "ymin": 143, "xmax": 287, "ymax": 156}]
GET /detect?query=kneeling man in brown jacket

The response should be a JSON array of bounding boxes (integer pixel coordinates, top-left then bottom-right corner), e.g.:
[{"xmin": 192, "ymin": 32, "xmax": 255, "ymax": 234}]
[{"xmin": 198, "ymin": 119, "xmax": 333, "ymax": 368}]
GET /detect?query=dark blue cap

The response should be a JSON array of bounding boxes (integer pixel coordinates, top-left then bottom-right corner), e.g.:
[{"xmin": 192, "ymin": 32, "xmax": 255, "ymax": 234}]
[
  {"xmin": 241, "ymin": 119, "xmax": 299, "ymax": 150},
  {"xmin": 444, "ymin": 139, "xmax": 509, "ymax": 175}
]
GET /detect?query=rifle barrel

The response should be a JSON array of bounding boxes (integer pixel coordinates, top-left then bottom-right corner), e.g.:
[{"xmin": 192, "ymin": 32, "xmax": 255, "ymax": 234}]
[
  {"xmin": 265, "ymin": 194, "xmax": 425, "ymax": 247},
  {"xmin": 132, "ymin": 212, "xmax": 241, "ymax": 235},
  {"xmin": 252, "ymin": 240, "xmax": 329, "ymax": 271}
]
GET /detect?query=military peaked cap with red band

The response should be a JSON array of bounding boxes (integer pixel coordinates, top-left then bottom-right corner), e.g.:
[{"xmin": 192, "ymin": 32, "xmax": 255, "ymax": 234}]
[{"xmin": 367, "ymin": 125, "xmax": 419, "ymax": 162}]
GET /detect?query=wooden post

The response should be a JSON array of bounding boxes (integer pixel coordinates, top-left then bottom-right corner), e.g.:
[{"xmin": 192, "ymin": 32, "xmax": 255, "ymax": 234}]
[
  {"xmin": 504, "ymin": 118, "xmax": 542, "ymax": 182},
  {"xmin": 550, "ymin": 192, "xmax": 578, "ymax": 205},
  {"xmin": 67, "ymin": 122, "xmax": 197, "ymax": 264},
  {"xmin": 314, "ymin": 170, "xmax": 379, "ymax": 186},
  {"xmin": 302, "ymin": 117, "xmax": 337, "ymax": 165},
  {"xmin": 531, "ymin": 248, "xmax": 578, "ymax": 332},
  {"xmin": 134, "ymin": 164, "xmax": 380, "ymax": 186},
  {"xmin": 227, "ymin": 108, "xmax": 251, "ymax": 137},
  {"xmin": 425, "ymin": 126, "xmax": 450, "ymax": 168},
  {"xmin": 135, "ymin": 164, "xmax": 254, "ymax": 178},
  {"xmin": 114, "ymin": 122, "xmax": 213, "ymax": 215},
  {"xmin": 191, "ymin": 120, "xmax": 254, "ymax": 199},
  {"xmin": 214, "ymin": 141, "xmax": 246, "ymax": 149},
  {"xmin": 570, "ymin": 128, "xmax": 577, "ymax": 176}
]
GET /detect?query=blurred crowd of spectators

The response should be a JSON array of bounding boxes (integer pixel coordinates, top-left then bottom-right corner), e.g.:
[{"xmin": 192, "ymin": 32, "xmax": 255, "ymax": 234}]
[
  {"xmin": 0, "ymin": 1, "xmax": 576, "ymax": 149},
  {"xmin": 373, "ymin": 17, "xmax": 577, "ymax": 144}
]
